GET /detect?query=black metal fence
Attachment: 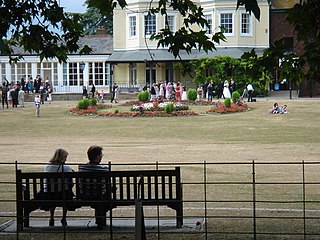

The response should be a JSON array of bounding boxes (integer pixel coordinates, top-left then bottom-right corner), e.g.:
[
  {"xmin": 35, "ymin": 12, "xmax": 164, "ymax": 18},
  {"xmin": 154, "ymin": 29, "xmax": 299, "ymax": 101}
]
[{"xmin": 1, "ymin": 161, "xmax": 319, "ymax": 240}]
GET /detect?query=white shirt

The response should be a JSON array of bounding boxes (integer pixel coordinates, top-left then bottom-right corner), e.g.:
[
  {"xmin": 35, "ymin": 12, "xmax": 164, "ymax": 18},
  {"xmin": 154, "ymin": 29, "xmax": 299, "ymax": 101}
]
[{"xmin": 247, "ymin": 84, "xmax": 254, "ymax": 91}]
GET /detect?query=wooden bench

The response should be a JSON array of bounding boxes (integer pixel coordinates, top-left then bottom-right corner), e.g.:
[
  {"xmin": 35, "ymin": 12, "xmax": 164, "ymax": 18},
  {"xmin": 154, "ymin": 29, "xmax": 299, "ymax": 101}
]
[{"xmin": 16, "ymin": 166, "xmax": 183, "ymax": 231}]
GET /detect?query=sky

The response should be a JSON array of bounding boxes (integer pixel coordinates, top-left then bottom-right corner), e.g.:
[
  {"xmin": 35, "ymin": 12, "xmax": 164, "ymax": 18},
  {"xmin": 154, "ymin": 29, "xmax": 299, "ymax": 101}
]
[{"xmin": 59, "ymin": 0, "xmax": 87, "ymax": 13}]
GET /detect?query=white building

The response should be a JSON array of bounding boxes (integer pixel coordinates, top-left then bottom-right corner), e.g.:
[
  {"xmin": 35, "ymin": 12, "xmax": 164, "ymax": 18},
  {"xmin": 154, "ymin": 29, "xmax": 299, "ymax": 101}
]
[
  {"xmin": 0, "ymin": 35, "xmax": 113, "ymax": 93},
  {"xmin": 0, "ymin": 0, "xmax": 270, "ymax": 93}
]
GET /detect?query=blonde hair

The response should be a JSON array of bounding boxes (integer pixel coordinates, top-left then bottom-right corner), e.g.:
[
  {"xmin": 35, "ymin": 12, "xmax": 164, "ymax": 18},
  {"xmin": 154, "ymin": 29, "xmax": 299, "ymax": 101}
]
[{"xmin": 49, "ymin": 148, "xmax": 68, "ymax": 164}]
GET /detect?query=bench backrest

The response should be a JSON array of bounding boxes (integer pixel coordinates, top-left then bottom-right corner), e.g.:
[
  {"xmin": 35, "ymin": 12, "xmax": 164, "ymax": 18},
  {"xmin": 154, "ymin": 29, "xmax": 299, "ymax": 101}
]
[{"xmin": 16, "ymin": 167, "xmax": 182, "ymax": 203}]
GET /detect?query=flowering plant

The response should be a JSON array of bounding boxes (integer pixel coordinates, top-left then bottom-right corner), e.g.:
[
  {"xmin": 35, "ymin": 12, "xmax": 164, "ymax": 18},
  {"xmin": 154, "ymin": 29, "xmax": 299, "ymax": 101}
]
[
  {"xmin": 131, "ymin": 101, "xmax": 188, "ymax": 112},
  {"xmin": 206, "ymin": 102, "xmax": 249, "ymax": 114}
]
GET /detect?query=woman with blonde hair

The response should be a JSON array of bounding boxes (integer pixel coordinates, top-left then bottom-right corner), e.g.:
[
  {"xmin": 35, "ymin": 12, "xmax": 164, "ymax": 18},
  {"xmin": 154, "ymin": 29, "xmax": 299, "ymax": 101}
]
[{"xmin": 44, "ymin": 148, "xmax": 74, "ymax": 227}]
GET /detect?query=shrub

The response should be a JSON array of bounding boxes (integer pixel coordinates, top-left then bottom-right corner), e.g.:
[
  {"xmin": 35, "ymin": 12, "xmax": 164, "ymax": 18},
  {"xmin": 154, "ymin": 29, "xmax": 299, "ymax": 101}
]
[
  {"xmin": 224, "ymin": 98, "xmax": 231, "ymax": 108},
  {"xmin": 90, "ymin": 98, "xmax": 97, "ymax": 106},
  {"xmin": 138, "ymin": 91, "xmax": 149, "ymax": 102},
  {"xmin": 187, "ymin": 88, "xmax": 197, "ymax": 101},
  {"xmin": 114, "ymin": 109, "xmax": 119, "ymax": 114},
  {"xmin": 165, "ymin": 103, "xmax": 174, "ymax": 113},
  {"xmin": 232, "ymin": 91, "xmax": 240, "ymax": 103},
  {"xmin": 78, "ymin": 98, "xmax": 90, "ymax": 109}
]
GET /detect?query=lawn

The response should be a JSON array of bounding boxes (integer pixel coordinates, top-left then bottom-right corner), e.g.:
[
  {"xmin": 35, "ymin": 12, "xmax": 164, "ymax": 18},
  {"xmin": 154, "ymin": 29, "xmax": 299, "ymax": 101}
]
[{"xmin": 0, "ymin": 98, "xmax": 319, "ymax": 239}]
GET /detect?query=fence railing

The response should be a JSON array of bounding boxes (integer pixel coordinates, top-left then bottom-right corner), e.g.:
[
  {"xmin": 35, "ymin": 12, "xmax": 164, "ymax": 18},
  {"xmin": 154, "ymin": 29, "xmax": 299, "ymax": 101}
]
[{"xmin": 1, "ymin": 161, "xmax": 319, "ymax": 240}]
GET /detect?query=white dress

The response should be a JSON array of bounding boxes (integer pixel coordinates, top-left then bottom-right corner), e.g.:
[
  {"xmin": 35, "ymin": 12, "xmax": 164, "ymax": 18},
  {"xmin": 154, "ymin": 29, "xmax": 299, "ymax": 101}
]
[
  {"xmin": 181, "ymin": 91, "xmax": 187, "ymax": 100},
  {"xmin": 223, "ymin": 81, "xmax": 231, "ymax": 99}
]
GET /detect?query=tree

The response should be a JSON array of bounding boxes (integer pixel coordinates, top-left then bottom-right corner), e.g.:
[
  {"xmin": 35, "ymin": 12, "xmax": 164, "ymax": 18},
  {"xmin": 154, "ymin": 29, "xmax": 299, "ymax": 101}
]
[
  {"xmin": 0, "ymin": 0, "xmax": 91, "ymax": 63},
  {"xmin": 81, "ymin": 6, "xmax": 113, "ymax": 35},
  {"xmin": 0, "ymin": 0, "xmax": 265, "ymax": 63},
  {"xmin": 286, "ymin": 0, "xmax": 320, "ymax": 84}
]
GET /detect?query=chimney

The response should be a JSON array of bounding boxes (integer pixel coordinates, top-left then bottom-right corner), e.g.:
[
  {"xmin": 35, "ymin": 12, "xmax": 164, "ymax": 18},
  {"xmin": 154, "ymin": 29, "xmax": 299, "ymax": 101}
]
[{"xmin": 96, "ymin": 26, "xmax": 106, "ymax": 36}]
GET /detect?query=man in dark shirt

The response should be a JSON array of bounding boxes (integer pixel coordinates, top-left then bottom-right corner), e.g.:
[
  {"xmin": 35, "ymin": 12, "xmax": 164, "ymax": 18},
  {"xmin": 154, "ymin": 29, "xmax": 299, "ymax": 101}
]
[
  {"xmin": 79, "ymin": 146, "xmax": 109, "ymax": 172},
  {"xmin": 79, "ymin": 146, "xmax": 110, "ymax": 227},
  {"xmin": 1, "ymin": 81, "xmax": 9, "ymax": 109}
]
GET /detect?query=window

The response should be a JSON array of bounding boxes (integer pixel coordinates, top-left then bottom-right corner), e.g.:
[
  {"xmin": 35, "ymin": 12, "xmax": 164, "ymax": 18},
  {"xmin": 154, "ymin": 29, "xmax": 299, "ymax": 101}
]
[
  {"xmin": 1, "ymin": 63, "xmax": 5, "ymax": 82},
  {"xmin": 11, "ymin": 63, "xmax": 26, "ymax": 83},
  {"xmin": 241, "ymin": 13, "xmax": 251, "ymax": 35},
  {"xmin": 94, "ymin": 62, "xmax": 104, "ymax": 85},
  {"xmin": 165, "ymin": 63, "xmax": 174, "ymax": 83},
  {"xmin": 165, "ymin": 15, "xmax": 175, "ymax": 32},
  {"xmin": 68, "ymin": 63, "xmax": 78, "ymax": 86},
  {"xmin": 129, "ymin": 16, "xmax": 136, "ymax": 37},
  {"xmin": 220, "ymin": 13, "xmax": 233, "ymax": 35},
  {"xmin": 146, "ymin": 63, "xmax": 156, "ymax": 85},
  {"xmin": 105, "ymin": 63, "xmax": 110, "ymax": 85},
  {"xmin": 204, "ymin": 14, "xmax": 212, "ymax": 34},
  {"xmin": 129, "ymin": 63, "xmax": 137, "ymax": 86},
  {"xmin": 144, "ymin": 15, "xmax": 156, "ymax": 36},
  {"xmin": 63, "ymin": 63, "xmax": 68, "ymax": 86},
  {"xmin": 88, "ymin": 62, "xmax": 108, "ymax": 86},
  {"xmin": 53, "ymin": 63, "xmax": 58, "ymax": 86}
]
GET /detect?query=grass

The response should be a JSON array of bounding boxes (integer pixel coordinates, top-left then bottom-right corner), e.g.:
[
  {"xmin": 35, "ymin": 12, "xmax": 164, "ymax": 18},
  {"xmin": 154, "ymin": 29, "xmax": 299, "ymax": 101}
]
[{"xmin": 0, "ymin": 98, "xmax": 320, "ymax": 239}]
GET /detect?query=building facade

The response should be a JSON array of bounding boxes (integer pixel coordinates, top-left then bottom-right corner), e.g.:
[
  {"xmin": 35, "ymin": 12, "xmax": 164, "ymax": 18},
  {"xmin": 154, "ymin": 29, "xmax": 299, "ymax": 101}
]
[
  {"xmin": 0, "ymin": 35, "xmax": 113, "ymax": 93},
  {"xmin": 108, "ymin": 0, "xmax": 270, "ymax": 88}
]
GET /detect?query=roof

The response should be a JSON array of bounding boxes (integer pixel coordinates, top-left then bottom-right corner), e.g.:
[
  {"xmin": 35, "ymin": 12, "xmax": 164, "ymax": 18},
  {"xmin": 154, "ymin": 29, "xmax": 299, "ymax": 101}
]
[
  {"xmin": 8, "ymin": 35, "xmax": 113, "ymax": 56},
  {"xmin": 106, "ymin": 47, "xmax": 266, "ymax": 63},
  {"xmin": 77, "ymin": 35, "xmax": 113, "ymax": 55}
]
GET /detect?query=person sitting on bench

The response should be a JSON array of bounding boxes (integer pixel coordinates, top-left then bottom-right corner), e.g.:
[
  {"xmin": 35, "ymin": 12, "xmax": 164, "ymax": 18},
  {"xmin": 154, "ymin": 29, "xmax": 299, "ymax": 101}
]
[
  {"xmin": 78, "ymin": 146, "xmax": 110, "ymax": 227},
  {"xmin": 44, "ymin": 148, "xmax": 74, "ymax": 227}
]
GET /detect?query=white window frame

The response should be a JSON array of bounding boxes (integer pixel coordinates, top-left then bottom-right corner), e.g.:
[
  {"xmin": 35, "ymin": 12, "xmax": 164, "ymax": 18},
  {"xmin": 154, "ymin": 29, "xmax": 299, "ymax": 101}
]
[
  {"xmin": 240, "ymin": 11, "xmax": 252, "ymax": 36},
  {"xmin": 219, "ymin": 11, "xmax": 234, "ymax": 36},
  {"xmin": 144, "ymin": 14, "xmax": 157, "ymax": 37},
  {"xmin": 204, "ymin": 13, "xmax": 213, "ymax": 35},
  {"xmin": 128, "ymin": 14, "xmax": 137, "ymax": 38},
  {"xmin": 164, "ymin": 14, "xmax": 176, "ymax": 33}
]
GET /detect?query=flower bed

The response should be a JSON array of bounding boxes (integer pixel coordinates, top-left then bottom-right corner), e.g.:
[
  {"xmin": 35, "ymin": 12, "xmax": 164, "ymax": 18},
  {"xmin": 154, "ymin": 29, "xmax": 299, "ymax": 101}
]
[
  {"xmin": 69, "ymin": 106, "xmax": 97, "ymax": 115},
  {"xmin": 206, "ymin": 102, "xmax": 250, "ymax": 114},
  {"xmin": 123, "ymin": 99, "xmax": 215, "ymax": 106},
  {"xmin": 97, "ymin": 110, "xmax": 198, "ymax": 117},
  {"xmin": 69, "ymin": 102, "xmax": 197, "ymax": 117},
  {"xmin": 131, "ymin": 101, "xmax": 189, "ymax": 112}
]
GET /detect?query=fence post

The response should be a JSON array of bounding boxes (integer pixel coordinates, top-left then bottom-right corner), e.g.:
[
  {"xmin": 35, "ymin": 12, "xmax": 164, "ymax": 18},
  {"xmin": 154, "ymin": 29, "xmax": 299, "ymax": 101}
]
[
  {"xmin": 252, "ymin": 161, "xmax": 256, "ymax": 240},
  {"xmin": 135, "ymin": 177, "xmax": 146, "ymax": 240},
  {"xmin": 302, "ymin": 161, "xmax": 306, "ymax": 239},
  {"xmin": 204, "ymin": 161, "xmax": 208, "ymax": 240}
]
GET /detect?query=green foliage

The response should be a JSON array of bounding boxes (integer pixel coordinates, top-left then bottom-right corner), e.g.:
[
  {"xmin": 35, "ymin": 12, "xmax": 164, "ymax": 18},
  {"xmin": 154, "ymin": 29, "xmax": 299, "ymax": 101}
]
[
  {"xmin": 114, "ymin": 109, "xmax": 119, "ymax": 114},
  {"xmin": 90, "ymin": 98, "xmax": 97, "ymax": 106},
  {"xmin": 165, "ymin": 103, "xmax": 174, "ymax": 113},
  {"xmin": 138, "ymin": 91, "xmax": 149, "ymax": 102},
  {"xmin": 78, "ymin": 98, "xmax": 90, "ymax": 109},
  {"xmin": 287, "ymin": 0, "xmax": 320, "ymax": 85},
  {"xmin": 81, "ymin": 7, "xmax": 113, "ymax": 35},
  {"xmin": 191, "ymin": 56, "xmax": 242, "ymax": 85},
  {"xmin": 0, "ymin": 1, "xmax": 91, "ymax": 63},
  {"xmin": 224, "ymin": 98, "xmax": 231, "ymax": 108},
  {"xmin": 187, "ymin": 88, "xmax": 197, "ymax": 101},
  {"xmin": 232, "ymin": 91, "xmax": 240, "ymax": 103}
]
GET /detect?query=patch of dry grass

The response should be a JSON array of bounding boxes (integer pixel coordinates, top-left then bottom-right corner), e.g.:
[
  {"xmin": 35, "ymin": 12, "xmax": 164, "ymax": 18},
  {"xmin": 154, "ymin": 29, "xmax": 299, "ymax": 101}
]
[{"xmin": 0, "ymin": 98, "xmax": 320, "ymax": 239}]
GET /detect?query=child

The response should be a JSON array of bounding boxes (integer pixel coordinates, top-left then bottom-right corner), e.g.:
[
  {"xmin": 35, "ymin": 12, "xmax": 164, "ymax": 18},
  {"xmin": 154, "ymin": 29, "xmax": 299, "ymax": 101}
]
[
  {"xmin": 280, "ymin": 104, "xmax": 288, "ymax": 114},
  {"xmin": 272, "ymin": 102, "xmax": 280, "ymax": 114},
  {"xmin": 34, "ymin": 94, "xmax": 41, "ymax": 117},
  {"xmin": 98, "ymin": 89, "xmax": 104, "ymax": 103}
]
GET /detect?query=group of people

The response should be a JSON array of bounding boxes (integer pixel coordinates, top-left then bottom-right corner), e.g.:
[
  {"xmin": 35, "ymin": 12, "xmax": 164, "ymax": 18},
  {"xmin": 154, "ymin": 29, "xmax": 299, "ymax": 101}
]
[
  {"xmin": 269, "ymin": 103, "xmax": 288, "ymax": 114},
  {"xmin": 82, "ymin": 83, "xmax": 119, "ymax": 103},
  {"xmin": 197, "ymin": 79, "xmax": 236, "ymax": 101},
  {"xmin": 44, "ymin": 146, "xmax": 108, "ymax": 227},
  {"xmin": 1, "ymin": 76, "xmax": 53, "ymax": 110},
  {"xmin": 143, "ymin": 82, "xmax": 187, "ymax": 101}
]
